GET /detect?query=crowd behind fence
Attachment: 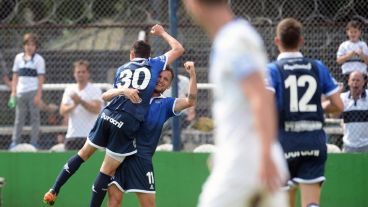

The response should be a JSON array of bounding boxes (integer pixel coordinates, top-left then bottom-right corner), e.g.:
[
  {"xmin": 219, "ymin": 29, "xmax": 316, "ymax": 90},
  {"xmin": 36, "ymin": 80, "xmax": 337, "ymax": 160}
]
[{"xmin": 1, "ymin": 0, "xmax": 368, "ymax": 151}]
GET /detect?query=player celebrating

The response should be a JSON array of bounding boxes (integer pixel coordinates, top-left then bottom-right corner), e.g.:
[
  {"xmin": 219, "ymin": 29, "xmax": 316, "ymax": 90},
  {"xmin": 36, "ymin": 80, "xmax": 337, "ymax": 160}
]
[
  {"xmin": 105, "ymin": 62, "xmax": 197, "ymax": 207},
  {"xmin": 266, "ymin": 18, "xmax": 343, "ymax": 207},
  {"xmin": 183, "ymin": 0, "xmax": 289, "ymax": 207},
  {"xmin": 43, "ymin": 24, "xmax": 184, "ymax": 207}
]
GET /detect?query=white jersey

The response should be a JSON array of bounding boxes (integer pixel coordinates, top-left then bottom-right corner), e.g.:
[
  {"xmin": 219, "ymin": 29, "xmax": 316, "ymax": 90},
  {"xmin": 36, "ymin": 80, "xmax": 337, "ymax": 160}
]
[
  {"xmin": 337, "ymin": 40, "xmax": 368, "ymax": 74},
  {"xmin": 198, "ymin": 18, "xmax": 288, "ymax": 207},
  {"xmin": 341, "ymin": 90, "xmax": 368, "ymax": 148},
  {"xmin": 62, "ymin": 82, "xmax": 103, "ymax": 138},
  {"xmin": 12, "ymin": 52, "xmax": 45, "ymax": 94}
]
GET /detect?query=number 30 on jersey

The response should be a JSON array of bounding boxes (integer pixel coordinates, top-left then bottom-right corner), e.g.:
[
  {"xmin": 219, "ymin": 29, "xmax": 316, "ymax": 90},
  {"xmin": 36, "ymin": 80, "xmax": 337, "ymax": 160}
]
[{"xmin": 118, "ymin": 67, "xmax": 151, "ymax": 90}]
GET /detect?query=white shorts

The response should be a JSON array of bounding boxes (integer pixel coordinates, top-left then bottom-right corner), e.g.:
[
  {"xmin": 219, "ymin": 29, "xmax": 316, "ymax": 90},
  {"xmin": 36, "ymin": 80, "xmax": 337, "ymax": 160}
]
[{"xmin": 197, "ymin": 143, "xmax": 289, "ymax": 207}]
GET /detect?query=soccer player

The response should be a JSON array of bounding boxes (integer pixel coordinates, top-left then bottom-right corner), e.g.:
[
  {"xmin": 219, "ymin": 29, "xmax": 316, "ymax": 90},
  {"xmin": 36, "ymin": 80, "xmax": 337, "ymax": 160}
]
[
  {"xmin": 43, "ymin": 24, "xmax": 184, "ymax": 206},
  {"xmin": 105, "ymin": 61, "xmax": 197, "ymax": 207},
  {"xmin": 266, "ymin": 18, "xmax": 344, "ymax": 207},
  {"xmin": 183, "ymin": 1, "xmax": 289, "ymax": 207}
]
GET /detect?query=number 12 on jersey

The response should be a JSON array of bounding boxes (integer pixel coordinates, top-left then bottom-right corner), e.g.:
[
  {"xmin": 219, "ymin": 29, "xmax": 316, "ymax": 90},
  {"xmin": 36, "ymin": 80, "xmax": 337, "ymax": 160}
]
[{"xmin": 284, "ymin": 75, "xmax": 317, "ymax": 112}]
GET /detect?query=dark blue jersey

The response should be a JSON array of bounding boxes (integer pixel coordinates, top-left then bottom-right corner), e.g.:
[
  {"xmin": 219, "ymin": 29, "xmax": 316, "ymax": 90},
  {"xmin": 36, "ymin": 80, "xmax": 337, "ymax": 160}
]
[
  {"xmin": 135, "ymin": 96, "xmax": 178, "ymax": 160},
  {"xmin": 267, "ymin": 56, "xmax": 338, "ymax": 132},
  {"xmin": 106, "ymin": 56, "xmax": 167, "ymax": 121}
]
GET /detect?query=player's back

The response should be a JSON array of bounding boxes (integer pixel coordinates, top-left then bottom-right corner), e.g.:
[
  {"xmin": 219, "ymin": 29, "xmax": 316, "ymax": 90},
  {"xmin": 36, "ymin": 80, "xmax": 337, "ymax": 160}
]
[
  {"xmin": 267, "ymin": 55, "xmax": 338, "ymax": 151},
  {"xmin": 210, "ymin": 19, "xmax": 268, "ymax": 154},
  {"xmin": 106, "ymin": 56, "xmax": 167, "ymax": 121},
  {"xmin": 272, "ymin": 57, "xmax": 324, "ymax": 129}
]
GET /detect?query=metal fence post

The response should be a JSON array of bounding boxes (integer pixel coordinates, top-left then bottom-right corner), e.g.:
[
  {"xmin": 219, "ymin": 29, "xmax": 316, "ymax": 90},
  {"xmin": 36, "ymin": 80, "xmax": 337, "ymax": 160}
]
[{"xmin": 169, "ymin": 0, "xmax": 181, "ymax": 151}]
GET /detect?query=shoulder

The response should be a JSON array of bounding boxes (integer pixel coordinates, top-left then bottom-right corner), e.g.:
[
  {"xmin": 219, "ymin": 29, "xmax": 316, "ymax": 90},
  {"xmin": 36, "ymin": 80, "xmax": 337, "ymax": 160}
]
[
  {"xmin": 340, "ymin": 91, "xmax": 349, "ymax": 99},
  {"xmin": 313, "ymin": 59, "xmax": 329, "ymax": 71},
  {"xmin": 339, "ymin": 40, "xmax": 350, "ymax": 47},
  {"xmin": 34, "ymin": 53, "xmax": 45, "ymax": 62},
  {"xmin": 266, "ymin": 62, "xmax": 280, "ymax": 75},
  {"xmin": 149, "ymin": 55, "xmax": 166, "ymax": 64},
  {"xmin": 14, "ymin": 53, "xmax": 23, "ymax": 61},
  {"xmin": 63, "ymin": 85, "xmax": 75, "ymax": 94},
  {"xmin": 359, "ymin": 41, "xmax": 368, "ymax": 47}
]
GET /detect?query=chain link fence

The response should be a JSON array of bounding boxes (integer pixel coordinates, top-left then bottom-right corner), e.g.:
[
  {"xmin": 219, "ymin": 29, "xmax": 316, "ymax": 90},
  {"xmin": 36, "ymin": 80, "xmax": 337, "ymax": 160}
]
[{"xmin": 1, "ymin": 0, "xmax": 367, "ymax": 151}]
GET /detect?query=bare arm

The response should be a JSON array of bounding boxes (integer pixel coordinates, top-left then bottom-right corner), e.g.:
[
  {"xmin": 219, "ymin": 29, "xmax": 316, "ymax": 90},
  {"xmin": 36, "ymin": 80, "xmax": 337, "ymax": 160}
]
[
  {"xmin": 34, "ymin": 75, "xmax": 44, "ymax": 107},
  {"xmin": 10, "ymin": 73, "xmax": 18, "ymax": 97},
  {"xmin": 59, "ymin": 103, "xmax": 77, "ymax": 116},
  {"xmin": 102, "ymin": 87, "xmax": 141, "ymax": 103},
  {"xmin": 80, "ymin": 100, "xmax": 101, "ymax": 114},
  {"xmin": 322, "ymin": 92, "xmax": 344, "ymax": 114},
  {"xmin": 357, "ymin": 50, "xmax": 368, "ymax": 64},
  {"xmin": 336, "ymin": 51, "xmax": 355, "ymax": 64},
  {"xmin": 241, "ymin": 71, "xmax": 281, "ymax": 193},
  {"xmin": 174, "ymin": 61, "xmax": 197, "ymax": 112},
  {"xmin": 150, "ymin": 24, "xmax": 185, "ymax": 65}
]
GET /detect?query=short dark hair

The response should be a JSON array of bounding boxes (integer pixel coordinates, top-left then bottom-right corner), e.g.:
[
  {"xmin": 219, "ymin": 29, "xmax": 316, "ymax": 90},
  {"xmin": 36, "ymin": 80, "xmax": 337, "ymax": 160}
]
[
  {"xmin": 73, "ymin": 60, "xmax": 90, "ymax": 72},
  {"xmin": 165, "ymin": 65, "xmax": 175, "ymax": 82},
  {"xmin": 276, "ymin": 18, "xmax": 302, "ymax": 50},
  {"xmin": 131, "ymin": 41, "xmax": 151, "ymax": 58},
  {"xmin": 23, "ymin": 33, "xmax": 39, "ymax": 47},
  {"xmin": 346, "ymin": 20, "xmax": 362, "ymax": 31}
]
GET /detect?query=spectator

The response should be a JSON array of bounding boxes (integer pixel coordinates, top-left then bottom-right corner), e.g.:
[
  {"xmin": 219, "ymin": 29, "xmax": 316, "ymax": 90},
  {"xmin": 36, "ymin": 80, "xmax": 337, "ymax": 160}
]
[
  {"xmin": 0, "ymin": 51, "xmax": 11, "ymax": 88},
  {"xmin": 163, "ymin": 74, "xmax": 196, "ymax": 128},
  {"xmin": 9, "ymin": 33, "xmax": 45, "ymax": 149},
  {"xmin": 337, "ymin": 20, "xmax": 368, "ymax": 87},
  {"xmin": 60, "ymin": 60, "xmax": 103, "ymax": 150},
  {"xmin": 326, "ymin": 71, "xmax": 368, "ymax": 152}
]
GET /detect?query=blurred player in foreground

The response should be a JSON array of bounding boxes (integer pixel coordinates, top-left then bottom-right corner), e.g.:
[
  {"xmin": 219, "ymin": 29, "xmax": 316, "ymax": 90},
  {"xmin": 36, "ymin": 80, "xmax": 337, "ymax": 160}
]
[
  {"xmin": 183, "ymin": 0, "xmax": 289, "ymax": 206},
  {"xmin": 266, "ymin": 18, "xmax": 343, "ymax": 207},
  {"xmin": 106, "ymin": 62, "xmax": 197, "ymax": 207},
  {"xmin": 43, "ymin": 24, "xmax": 184, "ymax": 207}
]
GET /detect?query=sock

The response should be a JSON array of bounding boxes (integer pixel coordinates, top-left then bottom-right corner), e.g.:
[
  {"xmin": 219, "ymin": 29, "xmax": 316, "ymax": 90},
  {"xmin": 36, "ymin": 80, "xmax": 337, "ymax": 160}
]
[
  {"xmin": 306, "ymin": 203, "xmax": 319, "ymax": 207},
  {"xmin": 89, "ymin": 172, "xmax": 111, "ymax": 207},
  {"xmin": 51, "ymin": 154, "xmax": 85, "ymax": 194}
]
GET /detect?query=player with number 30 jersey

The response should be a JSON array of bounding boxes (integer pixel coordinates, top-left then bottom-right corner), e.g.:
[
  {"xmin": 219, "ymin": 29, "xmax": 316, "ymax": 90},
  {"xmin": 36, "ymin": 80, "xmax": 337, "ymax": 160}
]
[{"xmin": 88, "ymin": 54, "xmax": 167, "ymax": 157}]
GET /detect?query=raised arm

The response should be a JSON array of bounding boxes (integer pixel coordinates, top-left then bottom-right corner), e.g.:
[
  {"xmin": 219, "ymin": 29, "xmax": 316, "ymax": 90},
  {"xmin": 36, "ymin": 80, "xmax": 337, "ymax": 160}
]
[
  {"xmin": 150, "ymin": 24, "xmax": 185, "ymax": 65},
  {"xmin": 174, "ymin": 61, "xmax": 197, "ymax": 113}
]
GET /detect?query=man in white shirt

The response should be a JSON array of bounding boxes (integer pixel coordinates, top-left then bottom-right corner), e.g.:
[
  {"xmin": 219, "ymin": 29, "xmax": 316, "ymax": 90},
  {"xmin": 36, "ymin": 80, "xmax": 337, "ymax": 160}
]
[
  {"xmin": 184, "ymin": 0, "xmax": 289, "ymax": 206},
  {"xmin": 60, "ymin": 60, "xmax": 103, "ymax": 150},
  {"xmin": 325, "ymin": 71, "xmax": 368, "ymax": 152}
]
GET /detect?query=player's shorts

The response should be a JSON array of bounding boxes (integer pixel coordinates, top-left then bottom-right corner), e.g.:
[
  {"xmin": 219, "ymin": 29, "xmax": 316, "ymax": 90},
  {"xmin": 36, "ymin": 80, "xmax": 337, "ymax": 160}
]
[
  {"xmin": 198, "ymin": 141, "xmax": 288, "ymax": 207},
  {"xmin": 87, "ymin": 108, "xmax": 140, "ymax": 157},
  {"xmin": 279, "ymin": 130, "xmax": 327, "ymax": 186},
  {"xmin": 109, "ymin": 155, "xmax": 155, "ymax": 194}
]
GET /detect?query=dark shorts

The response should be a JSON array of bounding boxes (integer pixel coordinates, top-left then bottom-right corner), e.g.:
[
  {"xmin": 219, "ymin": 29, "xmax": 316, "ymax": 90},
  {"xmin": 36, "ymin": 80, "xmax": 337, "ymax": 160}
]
[
  {"xmin": 279, "ymin": 130, "xmax": 327, "ymax": 185},
  {"xmin": 88, "ymin": 108, "xmax": 140, "ymax": 156},
  {"xmin": 110, "ymin": 155, "xmax": 155, "ymax": 193},
  {"xmin": 64, "ymin": 137, "xmax": 86, "ymax": 150}
]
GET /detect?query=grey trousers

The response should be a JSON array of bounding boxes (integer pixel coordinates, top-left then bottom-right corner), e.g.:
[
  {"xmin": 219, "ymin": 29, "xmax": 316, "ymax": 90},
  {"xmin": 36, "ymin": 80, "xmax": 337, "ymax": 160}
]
[{"xmin": 11, "ymin": 90, "xmax": 40, "ymax": 146}]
